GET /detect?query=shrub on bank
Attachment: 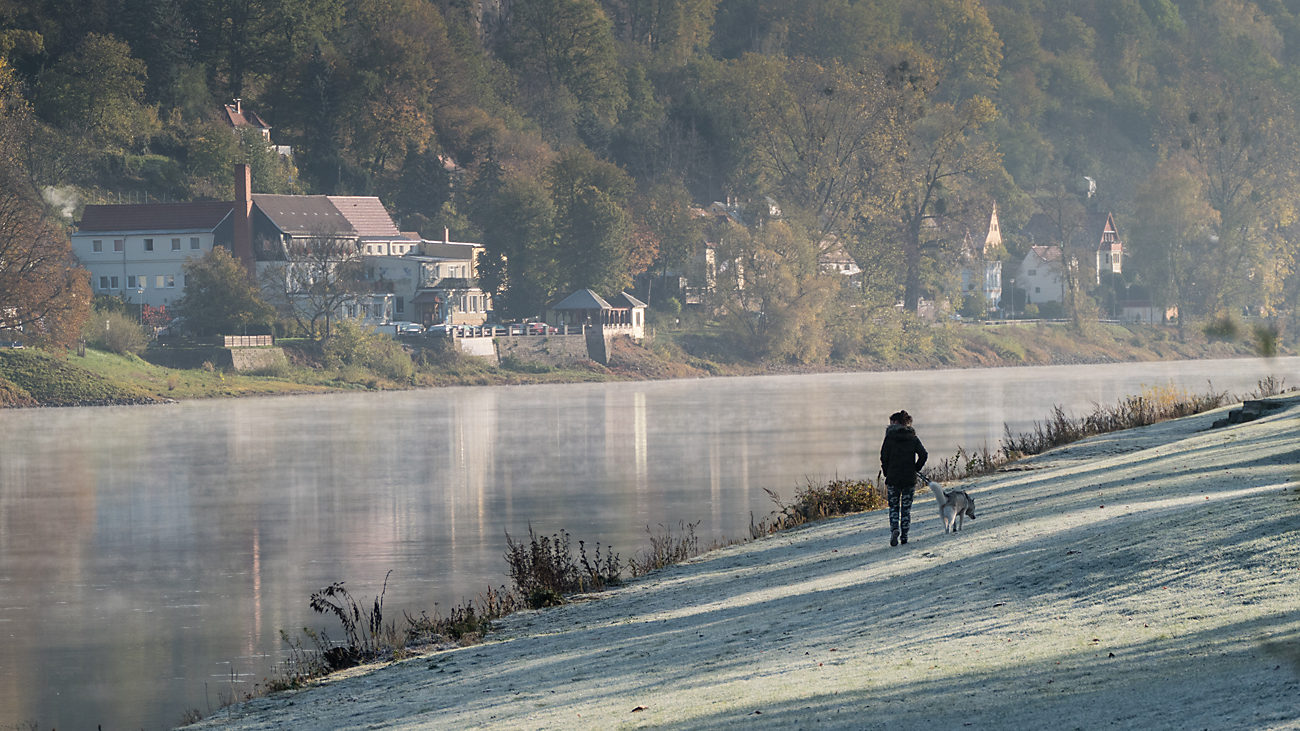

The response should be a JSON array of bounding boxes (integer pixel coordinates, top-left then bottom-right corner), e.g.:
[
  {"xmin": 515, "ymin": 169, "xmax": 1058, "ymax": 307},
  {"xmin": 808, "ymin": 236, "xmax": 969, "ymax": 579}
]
[
  {"xmin": 751, "ymin": 477, "xmax": 885, "ymax": 536},
  {"xmin": 323, "ymin": 321, "xmax": 416, "ymax": 383},
  {"xmin": 83, "ymin": 311, "xmax": 150, "ymax": 355}
]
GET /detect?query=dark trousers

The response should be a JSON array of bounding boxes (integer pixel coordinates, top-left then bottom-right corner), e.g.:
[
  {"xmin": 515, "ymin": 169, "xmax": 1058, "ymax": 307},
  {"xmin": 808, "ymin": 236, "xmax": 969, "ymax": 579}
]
[{"xmin": 887, "ymin": 483, "xmax": 915, "ymax": 538}]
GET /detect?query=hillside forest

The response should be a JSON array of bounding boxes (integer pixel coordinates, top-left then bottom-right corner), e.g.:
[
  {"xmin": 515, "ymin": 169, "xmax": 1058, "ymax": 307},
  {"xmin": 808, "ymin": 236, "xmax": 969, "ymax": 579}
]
[{"xmin": 2, "ymin": 0, "xmax": 1299, "ymax": 362}]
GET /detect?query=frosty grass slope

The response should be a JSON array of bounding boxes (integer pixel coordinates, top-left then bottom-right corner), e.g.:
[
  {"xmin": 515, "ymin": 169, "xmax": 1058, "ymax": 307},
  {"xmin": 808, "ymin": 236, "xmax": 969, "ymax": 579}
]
[{"xmin": 197, "ymin": 394, "xmax": 1300, "ymax": 731}]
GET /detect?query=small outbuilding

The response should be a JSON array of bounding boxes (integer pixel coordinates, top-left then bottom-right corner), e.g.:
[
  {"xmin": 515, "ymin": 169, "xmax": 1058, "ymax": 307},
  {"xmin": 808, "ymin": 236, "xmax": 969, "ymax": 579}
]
[{"xmin": 549, "ymin": 289, "xmax": 647, "ymax": 339}]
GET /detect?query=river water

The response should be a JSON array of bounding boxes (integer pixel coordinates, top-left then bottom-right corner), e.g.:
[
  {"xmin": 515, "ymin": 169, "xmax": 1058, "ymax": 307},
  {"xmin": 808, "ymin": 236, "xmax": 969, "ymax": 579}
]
[{"xmin": 0, "ymin": 357, "xmax": 1294, "ymax": 729}]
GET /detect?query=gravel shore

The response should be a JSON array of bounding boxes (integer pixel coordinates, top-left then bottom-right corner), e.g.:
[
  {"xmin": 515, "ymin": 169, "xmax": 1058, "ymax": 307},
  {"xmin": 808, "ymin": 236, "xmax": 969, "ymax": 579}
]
[{"xmin": 194, "ymin": 394, "xmax": 1300, "ymax": 731}]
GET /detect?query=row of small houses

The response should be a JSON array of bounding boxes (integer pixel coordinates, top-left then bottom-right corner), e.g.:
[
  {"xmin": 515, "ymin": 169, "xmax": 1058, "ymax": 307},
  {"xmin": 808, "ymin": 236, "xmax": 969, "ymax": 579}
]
[
  {"xmin": 689, "ymin": 200, "xmax": 1160, "ymax": 324},
  {"xmin": 70, "ymin": 165, "xmax": 649, "ymax": 364},
  {"xmin": 72, "ymin": 165, "xmax": 1159, "ymax": 352},
  {"xmin": 73, "ymin": 165, "xmax": 486, "ymax": 330}
]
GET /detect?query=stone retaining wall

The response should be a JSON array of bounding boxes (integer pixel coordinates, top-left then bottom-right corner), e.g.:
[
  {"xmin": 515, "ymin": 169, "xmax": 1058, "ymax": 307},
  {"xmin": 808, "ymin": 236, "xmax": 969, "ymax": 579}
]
[
  {"xmin": 144, "ymin": 346, "xmax": 286, "ymax": 373},
  {"xmin": 493, "ymin": 334, "xmax": 591, "ymax": 365}
]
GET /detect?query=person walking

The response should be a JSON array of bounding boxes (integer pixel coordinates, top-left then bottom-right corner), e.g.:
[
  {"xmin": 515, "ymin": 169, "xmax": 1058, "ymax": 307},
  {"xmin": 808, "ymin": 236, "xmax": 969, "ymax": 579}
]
[{"xmin": 880, "ymin": 410, "xmax": 928, "ymax": 546}]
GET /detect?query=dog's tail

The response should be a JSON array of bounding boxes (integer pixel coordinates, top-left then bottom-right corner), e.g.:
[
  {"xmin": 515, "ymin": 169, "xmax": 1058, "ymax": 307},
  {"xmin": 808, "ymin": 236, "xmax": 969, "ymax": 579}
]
[{"xmin": 927, "ymin": 480, "xmax": 946, "ymax": 504}]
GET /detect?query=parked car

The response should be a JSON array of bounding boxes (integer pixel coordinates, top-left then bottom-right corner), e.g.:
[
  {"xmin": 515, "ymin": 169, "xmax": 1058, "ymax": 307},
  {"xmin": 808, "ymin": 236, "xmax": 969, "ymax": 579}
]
[
  {"xmin": 426, "ymin": 323, "xmax": 454, "ymax": 336},
  {"xmin": 156, "ymin": 317, "xmax": 189, "ymax": 338},
  {"xmin": 396, "ymin": 322, "xmax": 424, "ymax": 336}
]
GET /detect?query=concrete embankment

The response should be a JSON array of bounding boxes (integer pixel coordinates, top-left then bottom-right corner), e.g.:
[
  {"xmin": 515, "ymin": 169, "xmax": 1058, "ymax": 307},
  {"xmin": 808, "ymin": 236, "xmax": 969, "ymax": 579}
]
[{"xmin": 194, "ymin": 395, "xmax": 1300, "ymax": 731}]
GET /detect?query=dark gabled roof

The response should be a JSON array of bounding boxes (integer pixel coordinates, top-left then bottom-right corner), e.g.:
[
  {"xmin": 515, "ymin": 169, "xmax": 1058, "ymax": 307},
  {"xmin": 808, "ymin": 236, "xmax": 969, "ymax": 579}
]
[
  {"xmin": 253, "ymin": 194, "xmax": 350, "ymax": 235},
  {"xmin": 1025, "ymin": 211, "xmax": 1120, "ymax": 250},
  {"xmin": 77, "ymin": 202, "xmax": 235, "ymax": 233},
  {"xmin": 552, "ymin": 289, "xmax": 613, "ymax": 310},
  {"xmin": 611, "ymin": 291, "xmax": 646, "ymax": 308},
  {"xmin": 1073, "ymin": 211, "xmax": 1117, "ymax": 249}
]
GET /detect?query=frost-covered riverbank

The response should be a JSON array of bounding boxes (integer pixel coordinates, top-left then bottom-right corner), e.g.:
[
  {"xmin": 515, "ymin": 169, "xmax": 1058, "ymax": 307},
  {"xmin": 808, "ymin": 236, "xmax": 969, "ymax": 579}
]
[{"xmin": 195, "ymin": 394, "xmax": 1300, "ymax": 730}]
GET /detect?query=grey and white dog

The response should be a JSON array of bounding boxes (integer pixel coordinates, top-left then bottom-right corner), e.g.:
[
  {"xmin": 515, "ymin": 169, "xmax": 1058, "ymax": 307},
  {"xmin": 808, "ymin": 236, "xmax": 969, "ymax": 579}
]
[{"xmin": 927, "ymin": 481, "xmax": 976, "ymax": 533}]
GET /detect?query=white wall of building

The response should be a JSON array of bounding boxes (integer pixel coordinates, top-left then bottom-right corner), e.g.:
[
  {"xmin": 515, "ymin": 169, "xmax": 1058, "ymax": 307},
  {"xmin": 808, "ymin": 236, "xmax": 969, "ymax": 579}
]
[
  {"xmin": 1016, "ymin": 250, "xmax": 1065, "ymax": 304},
  {"xmin": 71, "ymin": 231, "xmax": 215, "ymax": 307}
]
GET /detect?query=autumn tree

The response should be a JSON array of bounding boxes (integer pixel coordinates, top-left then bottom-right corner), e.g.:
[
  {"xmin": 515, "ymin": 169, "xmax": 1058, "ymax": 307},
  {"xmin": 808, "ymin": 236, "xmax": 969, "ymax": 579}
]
[
  {"xmin": 712, "ymin": 219, "xmax": 837, "ymax": 362},
  {"xmin": 35, "ymin": 33, "xmax": 156, "ymax": 149},
  {"xmin": 605, "ymin": 0, "xmax": 717, "ymax": 68},
  {"xmin": 1129, "ymin": 159, "xmax": 1220, "ymax": 340},
  {"xmin": 903, "ymin": 0, "xmax": 1002, "ymax": 101},
  {"xmin": 192, "ymin": 0, "xmax": 343, "ymax": 99},
  {"xmin": 469, "ymin": 170, "xmax": 560, "ymax": 320},
  {"xmin": 742, "ymin": 54, "xmax": 904, "ymax": 238},
  {"xmin": 875, "ymin": 95, "xmax": 1001, "ymax": 312},
  {"xmin": 504, "ymin": 0, "xmax": 628, "ymax": 124},
  {"xmin": 636, "ymin": 178, "xmax": 703, "ymax": 304},
  {"xmin": 549, "ymin": 147, "xmax": 648, "ymax": 295},
  {"xmin": 0, "ymin": 61, "xmax": 90, "ymax": 349},
  {"xmin": 176, "ymin": 247, "xmax": 276, "ymax": 336},
  {"xmin": 1159, "ymin": 74, "xmax": 1300, "ymax": 319}
]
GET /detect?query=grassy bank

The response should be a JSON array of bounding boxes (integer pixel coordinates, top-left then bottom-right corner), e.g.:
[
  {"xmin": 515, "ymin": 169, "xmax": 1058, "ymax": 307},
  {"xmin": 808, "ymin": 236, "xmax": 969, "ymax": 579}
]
[{"xmin": 0, "ymin": 320, "xmax": 1285, "ymax": 408}]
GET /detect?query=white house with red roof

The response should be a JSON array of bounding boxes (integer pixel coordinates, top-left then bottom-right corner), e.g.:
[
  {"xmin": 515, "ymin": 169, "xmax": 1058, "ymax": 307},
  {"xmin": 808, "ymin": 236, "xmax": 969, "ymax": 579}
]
[{"xmin": 71, "ymin": 201, "xmax": 236, "ymax": 307}]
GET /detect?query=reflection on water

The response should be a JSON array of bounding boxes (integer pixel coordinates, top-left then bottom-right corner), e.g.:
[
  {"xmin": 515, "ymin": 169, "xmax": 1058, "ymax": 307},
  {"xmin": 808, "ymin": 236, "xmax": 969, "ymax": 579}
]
[{"xmin": 0, "ymin": 357, "xmax": 1293, "ymax": 729}]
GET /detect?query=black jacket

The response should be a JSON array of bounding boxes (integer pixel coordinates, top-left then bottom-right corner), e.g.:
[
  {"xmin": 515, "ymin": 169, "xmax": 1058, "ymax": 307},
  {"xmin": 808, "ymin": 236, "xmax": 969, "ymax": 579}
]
[{"xmin": 880, "ymin": 424, "xmax": 928, "ymax": 488}]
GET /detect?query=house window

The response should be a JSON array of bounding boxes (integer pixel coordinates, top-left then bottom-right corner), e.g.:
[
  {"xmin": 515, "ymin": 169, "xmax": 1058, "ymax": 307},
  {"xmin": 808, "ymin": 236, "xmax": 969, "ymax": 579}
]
[
  {"xmin": 127, "ymin": 275, "xmax": 137, "ymax": 288},
  {"xmin": 166, "ymin": 274, "xmax": 176, "ymax": 288},
  {"xmin": 114, "ymin": 239, "xmax": 124, "ymax": 252},
  {"xmin": 190, "ymin": 237, "xmax": 200, "ymax": 250},
  {"xmin": 1028, "ymin": 269, "xmax": 1037, "ymax": 276},
  {"xmin": 1034, "ymin": 287, "xmax": 1041, "ymax": 294},
  {"xmin": 172, "ymin": 238, "xmax": 181, "ymax": 250},
  {"xmin": 93, "ymin": 239, "xmax": 103, "ymax": 253},
  {"xmin": 183, "ymin": 274, "xmax": 191, "ymax": 287},
  {"xmin": 110, "ymin": 276, "xmax": 119, "ymax": 289},
  {"xmin": 144, "ymin": 239, "xmax": 154, "ymax": 252},
  {"xmin": 99, "ymin": 276, "xmax": 109, "ymax": 289},
  {"xmin": 396, "ymin": 297, "xmax": 404, "ymax": 314},
  {"xmin": 156, "ymin": 275, "xmax": 165, "ymax": 288}
]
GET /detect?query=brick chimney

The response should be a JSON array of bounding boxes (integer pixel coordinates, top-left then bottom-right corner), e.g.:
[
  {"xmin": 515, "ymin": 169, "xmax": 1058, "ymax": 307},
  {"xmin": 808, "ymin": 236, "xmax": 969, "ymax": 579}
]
[{"xmin": 232, "ymin": 164, "xmax": 255, "ymax": 276}]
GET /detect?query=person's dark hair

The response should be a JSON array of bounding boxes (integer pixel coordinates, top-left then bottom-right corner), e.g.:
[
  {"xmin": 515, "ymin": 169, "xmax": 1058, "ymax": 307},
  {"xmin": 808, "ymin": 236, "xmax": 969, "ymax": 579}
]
[{"xmin": 889, "ymin": 410, "xmax": 913, "ymax": 426}]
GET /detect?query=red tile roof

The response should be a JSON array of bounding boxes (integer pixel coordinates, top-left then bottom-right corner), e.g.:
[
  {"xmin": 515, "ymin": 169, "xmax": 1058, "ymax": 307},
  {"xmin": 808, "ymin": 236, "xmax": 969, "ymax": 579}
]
[
  {"xmin": 78, "ymin": 202, "xmax": 235, "ymax": 232},
  {"xmin": 224, "ymin": 103, "xmax": 270, "ymax": 131},
  {"xmin": 327, "ymin": 196, "xmax": 401, "ymax": 237}
]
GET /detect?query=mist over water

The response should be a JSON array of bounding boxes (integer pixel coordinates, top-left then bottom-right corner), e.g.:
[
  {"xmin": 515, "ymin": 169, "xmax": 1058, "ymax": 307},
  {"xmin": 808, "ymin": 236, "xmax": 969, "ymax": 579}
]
[{"xmin": 1, "ymin": 358, "xmax": 1293, "ymax": 729}]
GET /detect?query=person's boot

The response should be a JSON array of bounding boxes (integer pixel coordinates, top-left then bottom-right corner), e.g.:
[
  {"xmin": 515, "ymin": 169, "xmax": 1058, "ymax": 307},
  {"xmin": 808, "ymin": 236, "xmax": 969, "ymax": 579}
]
[
  {"xmin": 890, "ymin": 529, "xmax": 900, "ymax": 547},
  {"xmin": 899, "ymin": 534, "xmax": 908, "ymax": 545}
]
